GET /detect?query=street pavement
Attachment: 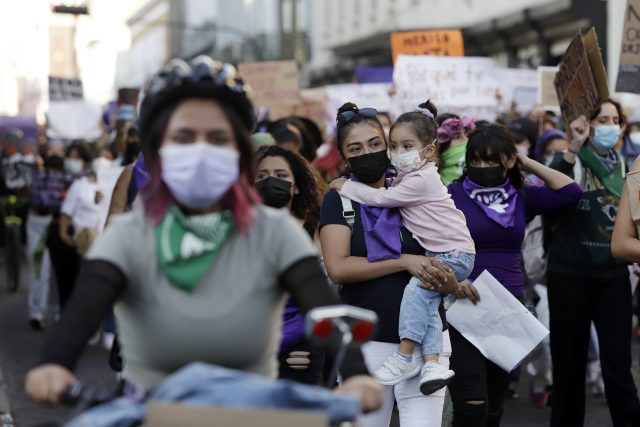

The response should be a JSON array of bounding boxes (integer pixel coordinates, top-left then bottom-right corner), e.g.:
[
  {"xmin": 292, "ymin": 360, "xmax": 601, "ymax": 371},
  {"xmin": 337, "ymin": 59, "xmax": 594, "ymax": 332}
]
[{"xmin": 0, "ymin": 261, "xmax": 635, "ymax": 426}]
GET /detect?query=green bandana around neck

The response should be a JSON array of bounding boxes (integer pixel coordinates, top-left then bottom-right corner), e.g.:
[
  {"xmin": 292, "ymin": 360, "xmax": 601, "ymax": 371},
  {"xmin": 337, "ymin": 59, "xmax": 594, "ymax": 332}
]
[
  {"xmin": 155, "ymin": 205, "xmax": 235, "ymax": 293},
  {"xmin": 439, "ymin": 140, "xmax": 468, "ymax": 186},
  {"xmin": 579, "ymin": 146, "xmax": 624, "ymax": 197}
]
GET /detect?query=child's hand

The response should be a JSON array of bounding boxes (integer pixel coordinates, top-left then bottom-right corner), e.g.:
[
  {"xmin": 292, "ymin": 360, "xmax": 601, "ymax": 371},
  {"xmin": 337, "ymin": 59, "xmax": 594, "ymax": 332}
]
[{"xmin": 329, "ymin": 177, "xmax": 348, "ymax": 191}]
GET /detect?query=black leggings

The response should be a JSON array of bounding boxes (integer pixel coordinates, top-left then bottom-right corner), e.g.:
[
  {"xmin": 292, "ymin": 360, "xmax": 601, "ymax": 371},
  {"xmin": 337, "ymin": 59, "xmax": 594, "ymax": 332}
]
[
  {"xmin": 548, "ymin": 271, "xmax": 640, "ymax": 427},
  {"xmin": 46, "ymin": 220, "xmax": 81, "ymax": 310},
  {"xmin": 448, "ymin": 326, "xmax": 511, "ymax": 427}
]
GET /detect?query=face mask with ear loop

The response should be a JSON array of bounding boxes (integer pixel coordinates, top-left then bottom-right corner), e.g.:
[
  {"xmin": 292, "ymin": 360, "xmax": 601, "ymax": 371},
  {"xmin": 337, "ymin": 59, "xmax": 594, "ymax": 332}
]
[{"xmin": 390, "ymin": 140, "xmax": 435, "ymax": 174}]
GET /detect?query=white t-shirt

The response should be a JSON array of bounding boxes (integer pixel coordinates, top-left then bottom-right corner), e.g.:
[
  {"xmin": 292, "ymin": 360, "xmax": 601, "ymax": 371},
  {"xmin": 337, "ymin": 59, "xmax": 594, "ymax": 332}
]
[{"xmin": 61, "ymin": 177, "xmax": 102, "ymax": 236}]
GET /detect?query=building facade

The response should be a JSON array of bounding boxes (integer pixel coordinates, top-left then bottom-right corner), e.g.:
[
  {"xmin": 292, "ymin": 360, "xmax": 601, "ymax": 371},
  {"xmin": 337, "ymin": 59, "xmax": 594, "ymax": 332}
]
[
  {"xmin": 115, "ymin": 0, "xmax": 311, "ymax": 89},
  {"xmin": 308, "ymin": 0, "xmax": 620, "ymax": 87}
]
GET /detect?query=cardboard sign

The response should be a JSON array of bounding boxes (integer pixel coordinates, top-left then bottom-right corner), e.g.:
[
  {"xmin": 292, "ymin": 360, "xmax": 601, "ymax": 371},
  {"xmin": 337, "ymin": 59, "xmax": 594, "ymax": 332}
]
[
  {"xmin": 391, "ymin": 55, "xmax": 498, "ymax": 121},
  {"xmin": 616, "ymin": 0, "xmax": 640, "ymax": 93},
  {"xmin": 294, "ymin": 88, "xmax": 330, "ymax": 135},
  {"xmin": 554, "ymin": 28, "xmax": 609, "ymax": 126},
  {"xmin": 391, "ymin": 30, "xmax": 464, "ymax": 63},
  {"xmin": 238, "ymin": 60, "xmax": 300, "ymax": 110},
  {"xmin": 538, "ymin": 66, "xmax": 560, "ymax": 108},
  {"xmin": 144, "ymin": 403, "xmax": 328, "ymax": 427}
]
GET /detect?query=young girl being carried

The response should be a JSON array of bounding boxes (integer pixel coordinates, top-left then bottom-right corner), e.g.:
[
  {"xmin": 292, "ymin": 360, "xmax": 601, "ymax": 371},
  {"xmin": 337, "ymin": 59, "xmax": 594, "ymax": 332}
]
[{"xmin": 331, "ymin": 101, "xmax": 475, "ymax": 395}]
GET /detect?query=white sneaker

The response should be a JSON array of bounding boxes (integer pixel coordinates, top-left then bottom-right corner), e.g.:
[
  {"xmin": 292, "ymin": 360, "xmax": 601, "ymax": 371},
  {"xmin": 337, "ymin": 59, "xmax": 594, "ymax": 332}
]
[
  {"xmin": 373, "ymin": 352, "xmax": 421, "ymax": 385},
  {"xmin": 419, "ymin": 361, "xmax": 455, "ymax": 395}
]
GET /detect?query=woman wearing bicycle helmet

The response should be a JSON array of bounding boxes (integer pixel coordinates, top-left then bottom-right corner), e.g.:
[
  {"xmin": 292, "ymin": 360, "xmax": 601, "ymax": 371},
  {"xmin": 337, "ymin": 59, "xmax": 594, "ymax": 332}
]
[{"xmin": 25, "ymin": 57, "xmax": 382, "ymax": 412}]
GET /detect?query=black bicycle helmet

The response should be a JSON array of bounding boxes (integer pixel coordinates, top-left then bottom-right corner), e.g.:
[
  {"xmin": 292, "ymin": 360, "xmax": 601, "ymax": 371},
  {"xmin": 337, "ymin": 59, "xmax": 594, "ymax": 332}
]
[{"xmin": 138, "ymin": 56, "xmax": 255, "ymax": 149}]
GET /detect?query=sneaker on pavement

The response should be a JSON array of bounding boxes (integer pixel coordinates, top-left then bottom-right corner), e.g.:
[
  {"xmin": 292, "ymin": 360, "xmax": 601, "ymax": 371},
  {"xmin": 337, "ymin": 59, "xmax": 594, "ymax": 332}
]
[
  {"xmin": 419, "ymin": 361, "xmax": 455, "ymax": 395},
  {"xmin": 373, "ymin": 352, "xmax": 421, "ymax": 385}
]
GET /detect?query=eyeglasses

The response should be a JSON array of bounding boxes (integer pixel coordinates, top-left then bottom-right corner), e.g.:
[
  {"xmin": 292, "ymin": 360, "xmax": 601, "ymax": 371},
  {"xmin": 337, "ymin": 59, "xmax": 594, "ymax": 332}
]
[{"xmin": 336, "ymin": 107, "xmax": 379, "ymax": 126}]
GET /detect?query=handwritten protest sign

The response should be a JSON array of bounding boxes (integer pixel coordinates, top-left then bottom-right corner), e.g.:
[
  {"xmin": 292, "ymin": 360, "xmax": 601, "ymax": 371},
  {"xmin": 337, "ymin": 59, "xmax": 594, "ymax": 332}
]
[
  {"xmin": 325, "ymin": 83, "xmax": 392, "ymax": 133},
  {"xmin": 554, "ymin": 28, "xmax": 609, "ymax": 126},
  {"xmin": 238, "ymin": 60, "xmax": 299, "ymax": 111},
  {"xmin": 391, "ymin": 55, "xmax": 498, "ymax": 121},
  {"xmin": 495, "ymin": 68, "xmax": 538, "ymax": 115},
  {"xmin": 616, "ymin": 0, "xmax": 640, "ymax": 93},
  {"xmin": 391, "ymin": 30, "xmax": 464, "ymax": 63},
  {"xmin": 538, "ymin": 66, "xmax": 560, "ymax": 108}
]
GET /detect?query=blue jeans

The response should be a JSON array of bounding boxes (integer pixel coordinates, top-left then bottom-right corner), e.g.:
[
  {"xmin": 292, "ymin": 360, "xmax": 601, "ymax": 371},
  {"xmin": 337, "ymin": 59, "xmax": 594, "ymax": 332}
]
[{"xmin": 399, "ymin": 250, "xmax": 475, "ymax": 355}]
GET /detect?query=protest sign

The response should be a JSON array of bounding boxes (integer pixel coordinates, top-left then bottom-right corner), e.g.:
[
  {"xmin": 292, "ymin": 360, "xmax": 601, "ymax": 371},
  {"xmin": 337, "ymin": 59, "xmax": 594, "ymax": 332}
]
[
  {"xmin": 46, "ymin": 100, "xmax": 102, "ymax": 140},
  {"xmin": 238, "ymin": 60, "xmax": 300, "ymax": 111},
  {"xmin": 48, "ymin": 76, "xmax": 83, "ymax": 101},
  {"xmin": 554, "ymin": 28, "xmax": 609, "ymax": 126},
  {"xmin": 325, "ymin": 83, "xmax": 392, "ymax": 134},
  {"xmin": 616, "ymin": 0, "xmax": 640, "ymax": 93},
  {"xmin": 294, "ymin": 88, "xmax": 330, "ymax": 135},
  {"xmin": 447, "ymin": 270, "xmax": 548, "ymax": 372},
  {"xmin": 391, "ymin": 55, "xmax": 498, "ymax": 121},
  {"xmin": 390, "ymin": 30, "xmax": 464, "ymax": 63},
  {"xmin": 538, "ymin": 66, "xmax": 560, "ymax": 108},
  {"xmin": 495, "ymin": 68, "xmax": 538, "ymax": 115}
]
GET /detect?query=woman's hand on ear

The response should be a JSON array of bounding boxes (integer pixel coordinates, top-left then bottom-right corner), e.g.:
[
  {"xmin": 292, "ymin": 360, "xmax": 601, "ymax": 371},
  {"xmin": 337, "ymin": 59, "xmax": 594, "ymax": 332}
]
[{"xmin": 517, "ymin": 152, "xmax": 533, "ymax": 172}]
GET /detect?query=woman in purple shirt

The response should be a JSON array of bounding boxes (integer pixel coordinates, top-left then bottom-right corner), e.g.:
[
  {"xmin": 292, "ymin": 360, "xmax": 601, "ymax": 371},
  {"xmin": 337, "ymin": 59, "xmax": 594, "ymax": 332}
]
[{"xmin": 447, "ymin": 124, "xmax": 581, "ymax": 427}]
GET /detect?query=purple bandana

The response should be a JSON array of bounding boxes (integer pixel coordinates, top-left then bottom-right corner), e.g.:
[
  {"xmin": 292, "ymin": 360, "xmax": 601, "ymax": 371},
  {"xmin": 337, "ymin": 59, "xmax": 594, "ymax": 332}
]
[
  {"xmin": 347, "ymin": 174, "xmax": 403, "ymax": 261},
  {"xmin": 463, "ymin": 177, "xmax": 518, "ymax": 228}
]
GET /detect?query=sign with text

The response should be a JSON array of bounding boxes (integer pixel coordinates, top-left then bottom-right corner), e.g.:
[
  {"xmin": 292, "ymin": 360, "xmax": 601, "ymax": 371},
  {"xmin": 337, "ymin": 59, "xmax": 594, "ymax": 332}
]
[
  {"xmin": 325, "ymin": 83, "xmax": 392, "ymax": 134},
  {"xmin": 495, "ymin": 68, "xmax": 538, "ymax": 115},
  {"xmin": 238, "ymin": 60, "xmax": 299, "ymax": 110},
  {"xmin": 616, "ymin": 0, "xmax": 640, "ymax": 93},
  {"xmin": 391, "ymin": 55, "xmax": 498, "ymax": 121},
  {"xmin": 538, "ymin": 66, "xmax": 560, "ymax": 108},
  {"xmin": 48, "ymin": 76, "xmax": 83, "ymax": 101},
  {"xmin": 554, "ymin": 28, "xmax": 609, "ymax": 126},
  {"xmin": 390, "ymin": 30, "xmax": 464, "ymax": 63}
]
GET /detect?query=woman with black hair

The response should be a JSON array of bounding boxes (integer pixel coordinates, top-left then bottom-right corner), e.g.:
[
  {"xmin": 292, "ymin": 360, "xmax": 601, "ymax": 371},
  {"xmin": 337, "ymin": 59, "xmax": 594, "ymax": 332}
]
[
  {"xmin": 320, "ymin": 102, "xmax": 459, "ymax": 426},
  {"xmin": 447, "ymin": 124, "xmax": 581, "ymax": 426},
  {"xmin": 254, "ymin": 145, "xmax": 324, "ymax": 385},
  {"xmin": 548, "ymin": 99, "xmax": 640, "ymax": 427}
]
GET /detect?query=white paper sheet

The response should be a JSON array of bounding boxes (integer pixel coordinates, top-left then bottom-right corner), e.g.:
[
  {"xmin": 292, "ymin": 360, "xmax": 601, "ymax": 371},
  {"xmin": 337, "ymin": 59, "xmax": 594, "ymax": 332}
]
[{"xmin": 446, "ymin": 270, "xmax": 549, "ymax": 372}]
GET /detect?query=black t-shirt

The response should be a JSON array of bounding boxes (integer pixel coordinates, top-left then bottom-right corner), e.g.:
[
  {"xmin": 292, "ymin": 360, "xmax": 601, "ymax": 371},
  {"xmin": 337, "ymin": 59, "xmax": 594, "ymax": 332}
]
[{"xmin": 319, "ymin": 190, "xmax": 445, "ymax": 343}]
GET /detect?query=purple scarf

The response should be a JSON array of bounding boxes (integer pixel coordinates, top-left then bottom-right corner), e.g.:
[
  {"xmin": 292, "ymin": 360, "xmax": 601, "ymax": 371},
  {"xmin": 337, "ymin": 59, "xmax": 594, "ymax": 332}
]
[{"xmin": 462, "ymin": 177, "xmax": 518, "ymax": 228}]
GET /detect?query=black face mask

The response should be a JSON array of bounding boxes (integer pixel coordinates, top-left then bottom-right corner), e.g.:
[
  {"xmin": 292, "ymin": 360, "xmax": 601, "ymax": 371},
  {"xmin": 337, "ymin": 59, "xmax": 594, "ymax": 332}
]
[
  {"xmin": 45, "ymin": 155, "xmax": 64, "ymax": 171},
  {"xmin": 348, "ymin": 150, "xmax": 390, "ymax": 184},
  {"xmin": 256, "ymin": 176, "xmax": 293, "ymax": 208},
  {"xmin": 467, "ymin": 165, "xmax": 506, "ymax": 187}
]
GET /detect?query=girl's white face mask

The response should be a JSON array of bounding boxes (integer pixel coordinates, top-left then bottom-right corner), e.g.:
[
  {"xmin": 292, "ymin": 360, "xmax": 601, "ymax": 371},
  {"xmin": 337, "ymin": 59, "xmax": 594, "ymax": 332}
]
[
  {"xmin": 390, "ymin": 144, "xmax": 430, "ymax": 174},
  {"xmin": 160, "ymin": 142, "xmax": 240, "ymax": 209}
]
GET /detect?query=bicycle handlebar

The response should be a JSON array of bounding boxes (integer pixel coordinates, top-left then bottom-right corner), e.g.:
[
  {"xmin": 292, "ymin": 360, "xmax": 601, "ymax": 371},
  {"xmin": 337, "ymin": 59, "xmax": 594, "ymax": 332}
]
[{"xmin": 61, "ymin": 382, "xmax": 115, "ymax": 409}]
